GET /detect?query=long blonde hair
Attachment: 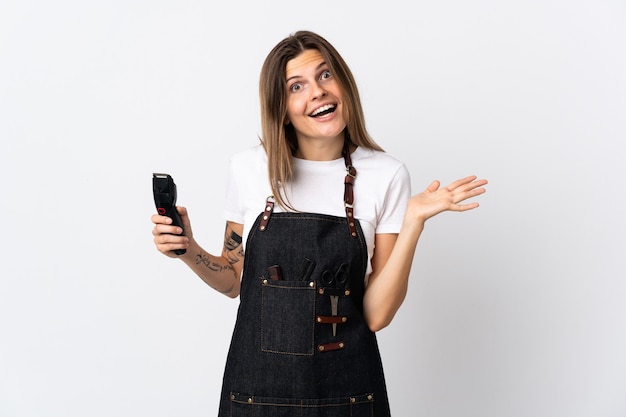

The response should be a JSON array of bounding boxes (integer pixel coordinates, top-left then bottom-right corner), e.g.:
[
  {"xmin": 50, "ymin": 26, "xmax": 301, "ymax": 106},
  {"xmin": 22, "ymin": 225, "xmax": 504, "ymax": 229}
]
[{"xmin": 259, "ymin": 31, "xmax": 383, "ymax": 209}]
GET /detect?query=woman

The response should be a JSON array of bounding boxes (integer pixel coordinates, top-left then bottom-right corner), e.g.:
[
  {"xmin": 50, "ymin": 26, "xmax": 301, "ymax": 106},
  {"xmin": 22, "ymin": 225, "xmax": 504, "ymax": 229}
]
[{"xmin": 152, "ymin": 30, "xmax": 487, "ymax": 417}]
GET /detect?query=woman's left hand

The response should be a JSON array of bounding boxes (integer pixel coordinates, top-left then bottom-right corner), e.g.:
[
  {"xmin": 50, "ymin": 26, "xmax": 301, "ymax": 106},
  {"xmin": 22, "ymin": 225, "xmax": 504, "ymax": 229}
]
[{"xmin": 406, "ymin": 175, "xmax": 488, "ymax": 223}]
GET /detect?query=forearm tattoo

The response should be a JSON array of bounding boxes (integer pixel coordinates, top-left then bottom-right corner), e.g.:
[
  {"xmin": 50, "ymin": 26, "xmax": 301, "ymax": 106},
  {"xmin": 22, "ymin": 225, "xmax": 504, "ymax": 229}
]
[
  {"xmin": 223, "ymin": 225, "xmax": 244, "ymax": 264},
  {"xmin": 195, "ymin": 253, "xmax": 234, "ymax": 273}
]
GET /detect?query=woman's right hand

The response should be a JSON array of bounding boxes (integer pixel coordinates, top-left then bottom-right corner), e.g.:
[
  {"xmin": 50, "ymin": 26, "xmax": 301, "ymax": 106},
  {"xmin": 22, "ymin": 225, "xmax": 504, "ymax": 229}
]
[{"xmin": 151, "ymin": 206, "xmax": 192, "ymax": 258}]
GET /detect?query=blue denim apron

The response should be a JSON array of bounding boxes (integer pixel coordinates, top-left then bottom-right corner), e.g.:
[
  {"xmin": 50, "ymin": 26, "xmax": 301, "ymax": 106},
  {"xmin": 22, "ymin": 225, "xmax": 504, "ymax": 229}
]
[{"xmin": 218, "ymin": 150, "xmax": 391, "ymax": 417}]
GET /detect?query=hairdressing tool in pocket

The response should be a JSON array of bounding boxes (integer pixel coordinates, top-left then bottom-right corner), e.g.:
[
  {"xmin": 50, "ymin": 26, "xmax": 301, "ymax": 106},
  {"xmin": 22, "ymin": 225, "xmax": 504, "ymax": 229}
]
[
  {"xmin": 153, "ymin": 173, "xmax": 186, "ymax": 255},
  {"xmin": 321, "ymin": 263, "xmax": 350, "ymax": 336},
  {"xmin": 298, "ymin": 258, "xmax": 315, "ymax": 281},
  {"xmin": 268, "ymin": 265, "xmax": 283, "ymax": 280}
]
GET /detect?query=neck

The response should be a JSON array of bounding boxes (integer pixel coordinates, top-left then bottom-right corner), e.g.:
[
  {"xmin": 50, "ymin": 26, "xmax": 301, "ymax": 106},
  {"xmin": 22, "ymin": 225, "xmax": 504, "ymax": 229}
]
[{"xmin": 294, "ymin": 137, "xmax": 346, "ymax": 161}]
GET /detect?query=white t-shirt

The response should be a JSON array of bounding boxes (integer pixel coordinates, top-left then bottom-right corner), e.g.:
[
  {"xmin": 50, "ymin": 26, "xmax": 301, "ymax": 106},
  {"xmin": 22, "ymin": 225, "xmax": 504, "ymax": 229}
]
[{"xmin": 223, "ymin": 144, "xmax": 411, "ymax": 279}]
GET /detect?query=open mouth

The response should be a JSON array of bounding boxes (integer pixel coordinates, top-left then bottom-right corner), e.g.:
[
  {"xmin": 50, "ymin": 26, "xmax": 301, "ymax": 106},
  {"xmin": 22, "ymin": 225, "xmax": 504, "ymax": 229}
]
[{"xmin": 309, "ymin": 104, "xmax": 336, "ymax": 118}]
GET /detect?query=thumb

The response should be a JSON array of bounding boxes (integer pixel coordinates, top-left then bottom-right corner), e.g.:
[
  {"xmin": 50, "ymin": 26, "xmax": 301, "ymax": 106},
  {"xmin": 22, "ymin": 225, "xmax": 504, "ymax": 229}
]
[
  {"xmin": 425, "ymin": 180, "xmax": 440, "ymax": 193},
  {"xmin": 176, "ymin": 205, "xmax": 188, "ymax": 217}
]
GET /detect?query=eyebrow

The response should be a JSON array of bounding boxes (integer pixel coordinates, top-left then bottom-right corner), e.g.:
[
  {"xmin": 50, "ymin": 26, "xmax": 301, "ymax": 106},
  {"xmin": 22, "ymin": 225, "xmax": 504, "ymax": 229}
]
[{"xmin": 286, "ymin": 61, "xmax": 328, "ymax": 83}]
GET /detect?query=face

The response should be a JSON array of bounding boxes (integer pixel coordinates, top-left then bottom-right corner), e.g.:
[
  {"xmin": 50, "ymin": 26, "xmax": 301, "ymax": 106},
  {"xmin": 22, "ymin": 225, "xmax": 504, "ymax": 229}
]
[{"xmin": 284, "ymin": 49, "xmax": 346, "ymax": 146}]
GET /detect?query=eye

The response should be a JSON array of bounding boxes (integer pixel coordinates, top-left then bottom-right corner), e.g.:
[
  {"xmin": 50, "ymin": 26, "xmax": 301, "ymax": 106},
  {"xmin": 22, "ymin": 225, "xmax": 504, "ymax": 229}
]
[
  {"xmin": 289, "ymin": 82, "xmax": 302, "ymax": 93},
  {"xmin": 320, "ymin": 70, "xmax": 332, "ymax": 80}
]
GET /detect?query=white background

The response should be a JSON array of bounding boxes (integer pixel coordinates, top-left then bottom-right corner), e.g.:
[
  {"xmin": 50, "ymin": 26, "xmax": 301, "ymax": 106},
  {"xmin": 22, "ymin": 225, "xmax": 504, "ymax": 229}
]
[{"xmin": 1, "ymin": 1, "xmax": 625, "ymax": 416}]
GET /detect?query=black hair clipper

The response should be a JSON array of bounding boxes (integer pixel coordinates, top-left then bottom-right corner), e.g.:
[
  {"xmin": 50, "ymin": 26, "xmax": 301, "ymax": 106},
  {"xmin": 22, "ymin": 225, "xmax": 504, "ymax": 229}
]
[{"xmin": 152, "ymin": 173, "xmax": 186, "ymax": 255}]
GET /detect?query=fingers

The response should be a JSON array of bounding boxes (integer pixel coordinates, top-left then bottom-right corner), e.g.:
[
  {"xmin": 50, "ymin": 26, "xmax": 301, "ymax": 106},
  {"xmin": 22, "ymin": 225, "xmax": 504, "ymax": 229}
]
[
  {"xmin": 451, "ymin": 201, "xmax": 480, "ymax": 212},
  {"xmin": 447, "ymin": 176, "xmax": 487, "ymax": 196},
  {"xmin": 152, "ymin": 224, "xmax": 189, "ymax": 256},
  {"xmin": 151, "ymin": 206, "xmax": 189, "ymax": 225},
  {"xmin": 409, "ymin": 175, "xmax": 487, "ymax": 221},
  {"xmin": 153, "ymin": 233, "xmax": 189, "ymax": 257},
  {"xmin": 447, "ymin": 175, "xmax": 487, "ymax": 192},
  {"xmin": 449, "ymin": 178, "xmax": 487, "ymax": 210},
  {"xmin": 151, "ymin": 206, "xmax": 190, "ymax": 256},
  {"xmin": 151, "ymin": 213, "xmax": 181, "ymax": 235},
  {"xmin": 152, "ymin": 222, "xmax": 184, "ymax": 237},
  {"xmin": 151, "ymin": 213, "xmax": 171, "ymax": 224}
]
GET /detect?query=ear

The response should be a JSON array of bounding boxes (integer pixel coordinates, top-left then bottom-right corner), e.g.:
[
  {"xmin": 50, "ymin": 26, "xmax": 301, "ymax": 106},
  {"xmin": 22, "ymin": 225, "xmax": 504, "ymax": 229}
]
[{"xmin": 283, "ymin": 117, "xmax": 291, "ymax": 125}]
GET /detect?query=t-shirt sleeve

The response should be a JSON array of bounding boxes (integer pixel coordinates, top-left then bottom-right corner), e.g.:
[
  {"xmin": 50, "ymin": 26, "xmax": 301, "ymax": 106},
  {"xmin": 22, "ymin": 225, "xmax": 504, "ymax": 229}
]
[
  {"xmin": 375, "ymin": 163, "xmax": 411, "ymax": 234},
  {"xmin": 223, "ymin": 155, "xmax": 245, "ymax": 224}
]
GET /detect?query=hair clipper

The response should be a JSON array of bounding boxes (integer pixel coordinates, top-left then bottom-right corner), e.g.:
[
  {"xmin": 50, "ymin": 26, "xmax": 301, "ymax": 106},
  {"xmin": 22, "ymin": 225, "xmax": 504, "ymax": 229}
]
[{"xmin": 152, "ymin": 173, "xmax": 186, "ymax": 255}]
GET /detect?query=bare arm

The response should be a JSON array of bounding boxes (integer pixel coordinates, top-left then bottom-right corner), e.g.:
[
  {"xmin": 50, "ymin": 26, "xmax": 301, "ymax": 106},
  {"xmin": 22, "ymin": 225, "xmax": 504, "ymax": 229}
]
[
  {"xmin": 363, "ymin": 175, "xmax": 487, "ymax": 332},
  {"xmin": 152, "ymin": 206, "xmax": 244, "ymax": 298}
]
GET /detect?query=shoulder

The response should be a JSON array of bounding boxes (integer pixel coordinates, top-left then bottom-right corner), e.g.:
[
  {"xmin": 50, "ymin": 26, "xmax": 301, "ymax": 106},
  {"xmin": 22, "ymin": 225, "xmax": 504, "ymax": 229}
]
[
  {"xmin": 353, "ymin": 146, "xmax": 404, "ymax": 165},
  {"xmin": 227, "ymin": 143, "xmax": 270, "ymax": 194},
  {"xmin": 230, "ymin": 143, "xmax": 267, "ymax": 167},
  {"xmin": 352, "ymin": 147, "xmax": 409, "ymax": 180}
]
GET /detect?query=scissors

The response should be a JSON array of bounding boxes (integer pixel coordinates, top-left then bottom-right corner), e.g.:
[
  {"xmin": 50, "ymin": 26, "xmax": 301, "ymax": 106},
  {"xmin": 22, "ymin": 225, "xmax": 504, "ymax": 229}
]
[{"xmin": 321, "ymin": 264, "xmax": 350, "ymax": 336}]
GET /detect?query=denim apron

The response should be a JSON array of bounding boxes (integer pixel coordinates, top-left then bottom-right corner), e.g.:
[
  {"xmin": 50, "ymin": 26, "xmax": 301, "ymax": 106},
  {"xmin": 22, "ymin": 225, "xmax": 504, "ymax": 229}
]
[{"xmin": 218, "ymin": 148, "xmax": 392, "ymax": 417}]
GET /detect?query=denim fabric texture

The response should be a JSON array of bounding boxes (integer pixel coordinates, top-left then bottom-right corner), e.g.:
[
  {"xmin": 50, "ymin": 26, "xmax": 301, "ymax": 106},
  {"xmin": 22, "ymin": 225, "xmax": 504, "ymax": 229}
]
[{"xmin": 218, "ymin": 211, "xmax": 391, "ymax": 417}]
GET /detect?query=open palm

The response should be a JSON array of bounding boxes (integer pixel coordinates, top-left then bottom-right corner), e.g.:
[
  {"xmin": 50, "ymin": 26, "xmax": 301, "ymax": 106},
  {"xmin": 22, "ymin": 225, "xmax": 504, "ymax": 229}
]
[{"xmin": 407, "ymin": 175, "xmax": 488, "ymax": 223}]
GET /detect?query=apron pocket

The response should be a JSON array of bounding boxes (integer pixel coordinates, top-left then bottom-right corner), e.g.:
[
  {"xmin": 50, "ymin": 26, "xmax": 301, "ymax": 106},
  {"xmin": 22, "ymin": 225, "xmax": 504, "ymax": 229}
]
[
  {"xmin": 230, "ymin": 392, "xmax": 375, "ymax": 417},
  {"xmin": 260, "ymin": 278, "xmax": 316, "ymax": 355}
]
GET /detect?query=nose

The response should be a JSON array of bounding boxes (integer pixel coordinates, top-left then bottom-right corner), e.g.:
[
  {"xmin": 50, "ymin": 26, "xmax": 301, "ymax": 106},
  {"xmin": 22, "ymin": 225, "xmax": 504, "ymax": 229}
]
[{"xmin": 311, "ymin": 81, "xmax": 327, "ymax": 99}]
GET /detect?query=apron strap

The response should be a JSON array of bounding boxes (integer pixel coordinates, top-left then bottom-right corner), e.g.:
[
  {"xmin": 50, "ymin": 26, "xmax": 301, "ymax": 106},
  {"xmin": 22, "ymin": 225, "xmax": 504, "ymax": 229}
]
[
  {"xmin": 260, "ymin": 142, "xmax": 358, "ymax": 238},
  {"xmin": 259, "ymin": 196, "xmax": 275, "ymax": 232},
  {"xmin": 342, "ymin": 142, "xmax": 358, "ymax": 238}
]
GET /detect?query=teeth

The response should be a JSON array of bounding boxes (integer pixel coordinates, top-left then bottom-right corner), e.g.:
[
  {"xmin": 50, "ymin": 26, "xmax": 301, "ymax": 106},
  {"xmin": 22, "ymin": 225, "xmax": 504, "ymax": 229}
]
[{"xmin": 311, "ymin": 104, "xmax": 335, "ymax": 116}]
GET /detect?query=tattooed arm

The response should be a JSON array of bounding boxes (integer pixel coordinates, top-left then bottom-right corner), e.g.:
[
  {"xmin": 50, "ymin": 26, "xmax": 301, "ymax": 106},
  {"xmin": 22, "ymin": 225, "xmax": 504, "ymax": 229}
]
[
  {"xmin": 152, "ymin": 206, "xmax": 244, "ymax": 298},
  {"xmin": 180, "ymin": 221, "xmax": 244, "ymax": 298}
]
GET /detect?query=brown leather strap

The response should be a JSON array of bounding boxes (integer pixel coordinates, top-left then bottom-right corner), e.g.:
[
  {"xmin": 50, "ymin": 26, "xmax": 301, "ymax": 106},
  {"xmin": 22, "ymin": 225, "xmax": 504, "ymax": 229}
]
[
  {"xmin": 342, "ymin": 142, "xmax": 358, "ymax": 238},
  {"xmin": 316, "ymin": 315, "xmax": 348, "ymax": 324},
  {"xmin": 318, "ymin": 341, "xmax": 345, "ymax": 352},
  {"xmin": 318, "ymin": 287, "xmax": 351, "ymax": 296},
  {"xmin": 259, "ymin": 196, "xmax": 274, "ymax": 231}
]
